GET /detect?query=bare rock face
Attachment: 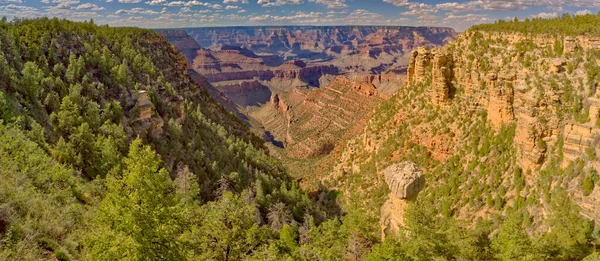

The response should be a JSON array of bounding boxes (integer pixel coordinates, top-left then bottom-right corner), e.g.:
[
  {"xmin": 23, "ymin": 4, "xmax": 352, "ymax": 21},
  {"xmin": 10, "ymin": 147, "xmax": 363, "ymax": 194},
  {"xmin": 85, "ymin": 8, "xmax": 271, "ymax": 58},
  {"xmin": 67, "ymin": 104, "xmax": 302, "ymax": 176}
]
[
  {"xmin": 487, "ymin": 70, "xmax": 516, "ymax": 130},
  {"xmin": 564, "ymin": 36, "xmax": 578, "ymax": 53},
  {"xmin": 562, "ymin": 123, "xmax": 599, "ymax": 165},
  {"xmin": 215, "ymin": 80, "xmax": 271, "ymax": 107},
  {"xmin": 547, "ymin": 58, "xmax": 567, "ymax": 73},
  {"xmin": 156, "ymin": 30, "xmax": 201, "ymax": 66},
  {"xmin": 407, "ymin": 47, "xmax": 431, "ymax": 85},
  {"xmin": 431, "ymin": 50, "xmax": 452, "ymax": 105},
  {"xmin": 383, "ymin": 162, "xmax": 426, "ymax": 199},
  {"xmin": 131, "ymin": 90, "xmax": 164, "ymax": 138},
  {"xmin": 407, "ymin": 47, "xmax": 453, "ymax": 105},
  {"xmin": 253, "ymin": 75, "xmax": 386, "ymax": 158},
  {"xmin": 380, "ymin": 162, "xmax": 425, "ymax": 239}
]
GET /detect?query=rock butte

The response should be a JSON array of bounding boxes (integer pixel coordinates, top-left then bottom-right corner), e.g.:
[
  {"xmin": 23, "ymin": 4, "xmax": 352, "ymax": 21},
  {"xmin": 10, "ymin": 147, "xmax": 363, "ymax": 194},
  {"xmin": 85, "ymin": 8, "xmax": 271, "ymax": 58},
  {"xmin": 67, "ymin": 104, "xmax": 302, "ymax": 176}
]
[{"xmin": 380, "ymin": 162, "xmax": 425, "ymax": 240}]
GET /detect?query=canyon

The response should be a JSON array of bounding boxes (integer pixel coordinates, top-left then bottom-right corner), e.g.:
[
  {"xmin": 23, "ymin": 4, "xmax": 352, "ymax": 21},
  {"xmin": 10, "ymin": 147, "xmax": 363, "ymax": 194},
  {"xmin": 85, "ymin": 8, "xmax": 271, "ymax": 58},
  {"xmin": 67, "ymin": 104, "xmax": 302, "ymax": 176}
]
[
  {"xmin": 159, "ymin": 27, "xmax": 456, "ymax": 160},
  {"xmin": 183, "ymin": 26, "xmax": 456, "ymax": 92},
  {"xmin": 327, "ymin": 24, "xmax": 600, "ymax": 237}
]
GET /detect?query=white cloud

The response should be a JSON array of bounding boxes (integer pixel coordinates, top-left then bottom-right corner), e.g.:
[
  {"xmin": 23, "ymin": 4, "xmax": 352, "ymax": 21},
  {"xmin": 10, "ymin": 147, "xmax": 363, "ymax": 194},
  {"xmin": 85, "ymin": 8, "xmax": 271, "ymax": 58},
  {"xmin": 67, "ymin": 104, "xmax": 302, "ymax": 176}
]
[
  {"xmin": 116, "ymin": 7, "xmax": 165, "ymax": 15},
  {"xmin": 382, "ymin": 0, "xmax": 409, "ymax": 7},
  {"xmin": 575, "ymin": 9, "xmax": 592, "ymax": 16},
  {"xmin": 225, "ymin": 5, "xmax": 240, "ymax": 9},
  {"xmin": 0, "ymin": 0, "xmax": 22, "ymax": 3},
  {"xmin": 442, "ymin": 13, "xmax": 489, "ymax": 30},
  {"xmin": 146, "ymin": 0, "xmax": 166, "ymax": 5},
  {"xmin": 401, "ymin": 3, "xmax": 437, "ymax": 19},
  {"xmin": 119, "ymin": 0, "xmax": 142, "ymax": 3},
  {"xmin": 309, "ymin": 0, "xmax": 347, "ymax": 9},
  {"xmin": 533, "ymin": 11, "xmax": 558, "ymax": 18},
  {"xmin": 249, "ymin": 11, "xmax": 321, "ymax": 21},
  {"xmin": 435, "ymin": 2, "xmax": 479, "ymax": 13},
  {"xmin": 75, "ymin": 3, "xmax": 105, "ymax": 10},
  {"xmin": 224, "ymin": 0, "xmax": 248, "ymax": 3},
  {"xmin": 257, "ymin": 0, "xmax": 304, "ymax": 7}
]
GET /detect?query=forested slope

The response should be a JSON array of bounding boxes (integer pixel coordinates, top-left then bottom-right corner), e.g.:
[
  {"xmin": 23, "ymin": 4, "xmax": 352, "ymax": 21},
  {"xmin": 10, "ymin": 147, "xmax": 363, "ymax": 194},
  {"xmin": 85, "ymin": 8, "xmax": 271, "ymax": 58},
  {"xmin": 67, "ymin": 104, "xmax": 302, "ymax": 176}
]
[
  {"xmin": 0, "ymin": 18, "xmax": 368, "ymax": 260},
  {"xmin": 324, "ymin": 14, "xmax": 600, "ymax": 260}
]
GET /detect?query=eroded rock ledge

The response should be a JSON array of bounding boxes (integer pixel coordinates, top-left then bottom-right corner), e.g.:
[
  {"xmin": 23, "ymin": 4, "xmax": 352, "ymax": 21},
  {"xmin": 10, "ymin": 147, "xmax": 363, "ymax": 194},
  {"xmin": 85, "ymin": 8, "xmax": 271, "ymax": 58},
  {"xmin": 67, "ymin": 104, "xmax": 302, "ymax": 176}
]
[{"xmin": 380, "ymin": 162, "xmax": 425, "ymax": 240}]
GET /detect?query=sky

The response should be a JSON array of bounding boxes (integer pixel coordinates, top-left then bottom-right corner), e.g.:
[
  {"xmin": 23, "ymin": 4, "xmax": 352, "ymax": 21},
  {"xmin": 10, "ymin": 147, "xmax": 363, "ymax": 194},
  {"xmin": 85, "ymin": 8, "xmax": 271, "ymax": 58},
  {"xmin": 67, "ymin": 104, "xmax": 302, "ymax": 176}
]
[{"xmin": 0, "ymin": 0, "xmax": 598, "ymax": 31}]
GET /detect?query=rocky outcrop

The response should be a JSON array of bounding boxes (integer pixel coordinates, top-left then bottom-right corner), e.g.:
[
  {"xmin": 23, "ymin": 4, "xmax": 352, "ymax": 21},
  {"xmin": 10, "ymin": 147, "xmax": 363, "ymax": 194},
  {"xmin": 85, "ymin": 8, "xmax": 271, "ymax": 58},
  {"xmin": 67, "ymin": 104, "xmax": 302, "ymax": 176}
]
[
  {"xmin": 270, "ymin": 93, "xmax": 289, "ymax": 113},
  {"xmin": 346, "ymin": 73, "xmax": 405, "ymax": 95},
  {"xmin": 251, "ymin": 75, "xmax": 386, "ymax": 158},
  {"xmin": 214, "ymin": 80, "xmax": 271, "ymax": 107},
  {"xmin": 130, "ymin": 90, "xmax": 164, "ymax": 138},
  {"xmin": 562, "ymin": 123, "xmax": 599, "ymax": 165},
  {"xmin": 156, "ymin": 30, "xmax": 201, "ymax": 66},
  {"xmin": 383, "ymin": 162, "xmax": 426, "ymax": 199},
  {"xmin": 564, "ymin": 36, "xmax": 578, "ymax": 53},
  {"xmin": 487, "ymin": 71, "xmax": 516, "ymax": 130},
  {"xmin": 431, "ymin": 50, "xmax": 452, "ymax": 105},
  {"xmin": 407, "ymin": 47, "xmax": 431, "ymax": 85},
  {"xmin": 547, "ymin": 58, "xmax": 566, "ymax": 74},
  {"xmin": 407, "ymin": 47, "xmax": 453, "ymax": 105},
  {"xmin": 380, "ymin": 162, "xmax": 425, "ymax": 240},
  {"xmin": 331, "ymin": 75, "xmax": 380, "ymax": 97}
]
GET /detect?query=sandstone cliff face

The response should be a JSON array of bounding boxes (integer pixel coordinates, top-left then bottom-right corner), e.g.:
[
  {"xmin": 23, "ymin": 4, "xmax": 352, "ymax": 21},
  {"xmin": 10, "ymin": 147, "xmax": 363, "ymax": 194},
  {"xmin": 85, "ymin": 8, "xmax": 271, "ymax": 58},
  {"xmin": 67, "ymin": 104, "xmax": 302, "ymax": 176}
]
[
  {"xmin": 407, "ymin": 47, "xmax": 431, "ymax": 85},
  {"xmin": 407, "ymin": 47, "xmax": 453, "ymax": 105},
  {"xmin": 250, "ymin": 75, "xmax": 387, "ymax": 158},
  {"xmin": 486, "ymin": 70, "xmax": 516, "ymax": 130},
  {"xmin": 185, "ymin": 26, "xmax": 456, "ymax": 57},
  {"xmin": 431, "ymin": 50, "xmax": 452, "ymax": 105},
  {"xmin": 380, "ymin": 162, "xmax": 425, "ymax": 240},
  {"xmin": 156, "ymin": 30, "xmax": 201, "ymax": 66},
  {"xmin": 562, "ymin": 123, "xmax": 599, "ymax": 164},
  {"xmin": 129, "ymin": 90, "xmax": 164, "ymax": 138},
  {"xmin": 325, "ymin": 28, "xmax": 600, "ymax": 230},
  {"xmin": 191, "ymin": 46, "xmax": 339, "ymax": 92}
]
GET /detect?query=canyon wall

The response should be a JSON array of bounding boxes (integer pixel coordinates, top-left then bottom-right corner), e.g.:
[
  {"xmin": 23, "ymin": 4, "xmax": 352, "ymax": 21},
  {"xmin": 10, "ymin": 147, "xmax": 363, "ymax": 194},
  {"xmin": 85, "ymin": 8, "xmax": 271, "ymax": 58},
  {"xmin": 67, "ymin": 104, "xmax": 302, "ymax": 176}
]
[
  {"xmin": 250, "ymin": 75, "xmax": 387, "ymax": 158},
  {"xmin": 185, "ymin": 26, "xmax": 457, "ymax": 56},
  {"xmin": 327, "ymin": 28, "xmax": 600, "ymax": 230}
]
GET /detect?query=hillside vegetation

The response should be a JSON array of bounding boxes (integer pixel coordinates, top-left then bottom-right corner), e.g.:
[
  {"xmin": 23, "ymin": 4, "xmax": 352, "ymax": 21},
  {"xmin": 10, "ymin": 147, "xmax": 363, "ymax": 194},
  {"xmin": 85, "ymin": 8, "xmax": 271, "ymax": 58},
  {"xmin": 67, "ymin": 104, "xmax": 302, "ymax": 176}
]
[
  {"xmin": 3, "ymin": 15, "xmax": 600, "ymax": 261},
  {"xmin": 0, "ymin": 18, "xmax": 376, "ymax": 260},
  {"xmin": 325, "ymin": 14, "xmax": 600, "ymax": 260}
]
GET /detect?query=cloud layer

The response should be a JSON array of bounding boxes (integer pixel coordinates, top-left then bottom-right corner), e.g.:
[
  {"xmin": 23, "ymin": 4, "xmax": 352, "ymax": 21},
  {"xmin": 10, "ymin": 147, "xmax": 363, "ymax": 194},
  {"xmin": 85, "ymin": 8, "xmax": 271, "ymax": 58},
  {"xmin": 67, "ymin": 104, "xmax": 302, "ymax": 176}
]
[{"xmin": 0, "ymin": 0, "xmax": 596, "ymax": 31}]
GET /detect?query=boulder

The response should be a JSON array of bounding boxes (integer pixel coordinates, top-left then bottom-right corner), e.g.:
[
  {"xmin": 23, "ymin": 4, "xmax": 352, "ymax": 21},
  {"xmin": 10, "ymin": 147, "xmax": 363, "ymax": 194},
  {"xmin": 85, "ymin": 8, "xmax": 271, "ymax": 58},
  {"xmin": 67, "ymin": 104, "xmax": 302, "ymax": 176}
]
[{"xmin": 383, "ymin": 162, "xmax": 425, "ymax": 199}]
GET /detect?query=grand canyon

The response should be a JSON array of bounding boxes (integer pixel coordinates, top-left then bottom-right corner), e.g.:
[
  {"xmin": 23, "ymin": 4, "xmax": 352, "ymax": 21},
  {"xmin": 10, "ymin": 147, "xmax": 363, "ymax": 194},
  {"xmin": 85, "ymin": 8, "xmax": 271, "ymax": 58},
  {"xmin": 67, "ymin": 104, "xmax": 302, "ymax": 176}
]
[
  {"xmin": 159, "ymin": 26, "xmax": 456, "ymax": 162},
  {"xmin": 2, "ymin": 2, "xmax": 600, "ymax": 260}
]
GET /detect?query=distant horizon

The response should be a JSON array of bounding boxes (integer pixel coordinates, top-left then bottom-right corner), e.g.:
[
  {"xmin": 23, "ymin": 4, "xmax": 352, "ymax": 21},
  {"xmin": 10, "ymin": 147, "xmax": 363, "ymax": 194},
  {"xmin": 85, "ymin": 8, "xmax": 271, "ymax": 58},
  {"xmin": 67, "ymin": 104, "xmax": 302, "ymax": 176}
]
[
  {"xmin": 0, "ymin": 0, "xmax": 598, "ymax": 32},
  {"xmin": 151, "ymin": 24, "xmax": 459, "ymax": 30}
]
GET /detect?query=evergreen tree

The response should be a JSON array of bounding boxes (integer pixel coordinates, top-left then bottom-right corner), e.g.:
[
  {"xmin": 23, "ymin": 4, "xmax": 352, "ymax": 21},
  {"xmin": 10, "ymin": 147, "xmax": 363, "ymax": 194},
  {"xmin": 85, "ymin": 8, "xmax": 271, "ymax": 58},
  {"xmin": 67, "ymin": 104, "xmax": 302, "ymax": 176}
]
[{"xmin": 85, "ymin": 138, "xmax": 184, "ymax": 260}]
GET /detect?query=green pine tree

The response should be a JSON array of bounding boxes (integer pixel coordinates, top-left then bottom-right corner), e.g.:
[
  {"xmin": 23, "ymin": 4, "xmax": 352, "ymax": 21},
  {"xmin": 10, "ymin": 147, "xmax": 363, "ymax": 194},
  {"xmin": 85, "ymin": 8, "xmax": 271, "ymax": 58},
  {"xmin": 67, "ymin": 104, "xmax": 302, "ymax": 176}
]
[{"xmin": 85, "ymin": 138, "xmax": 184, "ymax": 260}]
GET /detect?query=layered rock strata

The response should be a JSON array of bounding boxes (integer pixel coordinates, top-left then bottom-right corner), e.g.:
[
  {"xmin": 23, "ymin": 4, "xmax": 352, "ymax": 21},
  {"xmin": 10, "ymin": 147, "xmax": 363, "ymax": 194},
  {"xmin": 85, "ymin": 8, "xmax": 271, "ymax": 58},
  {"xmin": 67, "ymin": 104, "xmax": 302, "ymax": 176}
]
[
  {"xmin": 250, "ymin": 75, "xmax": 387, "ymax": 158},
  {"xmin": 487, "ymin": 71, "xmax": 516, "ymax": 130},
  {"xmin": 431, "ymin": 50, "xmax": 452, "ymax": 105}
]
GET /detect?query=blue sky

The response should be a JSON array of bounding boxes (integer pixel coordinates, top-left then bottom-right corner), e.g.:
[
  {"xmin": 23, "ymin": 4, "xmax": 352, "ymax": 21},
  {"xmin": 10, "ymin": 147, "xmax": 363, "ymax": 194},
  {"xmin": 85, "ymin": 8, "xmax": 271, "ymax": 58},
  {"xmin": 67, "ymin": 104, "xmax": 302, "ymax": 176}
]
[{"xmin": 0, "ymin": 0, "xmax": 597, "ymax": 31}]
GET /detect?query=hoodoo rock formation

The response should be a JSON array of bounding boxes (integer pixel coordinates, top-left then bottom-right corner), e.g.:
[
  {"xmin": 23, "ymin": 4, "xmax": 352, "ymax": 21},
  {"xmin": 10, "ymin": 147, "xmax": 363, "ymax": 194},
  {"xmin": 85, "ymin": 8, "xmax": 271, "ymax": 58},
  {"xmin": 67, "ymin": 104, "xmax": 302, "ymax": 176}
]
[
  {"xmin": 407, "ymin": 47, "xmax": 431, "ymax": 85},
  {"xmin": 487, "ymin": 70, "xmax": 516, "ymax": 130},
  {"xmin": 380, "ymin": 162, "xmax": 425, "ymax": 240},
  {"xmin": 431, "ymin": 50, "xmax": 452, "ymax": 105},
  {"xmin": 407, "ymin": 47, "xmax": 453, "ymax": 105}
]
